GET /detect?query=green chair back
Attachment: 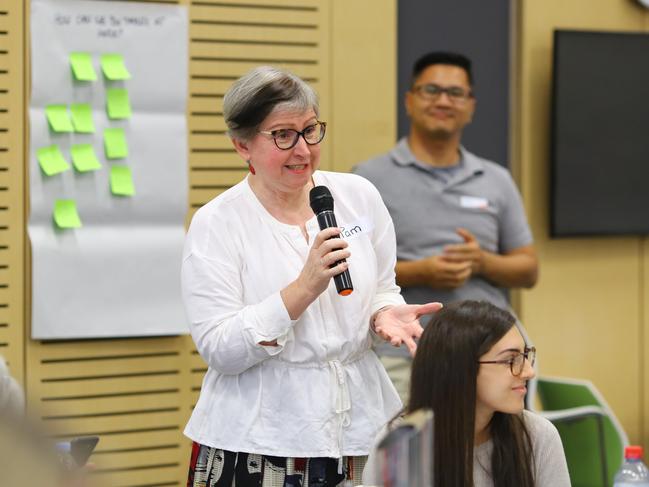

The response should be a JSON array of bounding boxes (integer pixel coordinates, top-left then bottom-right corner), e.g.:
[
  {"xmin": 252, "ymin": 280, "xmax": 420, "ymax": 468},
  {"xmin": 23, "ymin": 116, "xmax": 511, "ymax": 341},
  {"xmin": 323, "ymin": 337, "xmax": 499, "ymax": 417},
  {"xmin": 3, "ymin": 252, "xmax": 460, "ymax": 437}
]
[{"xmin": 537, "ymin": 377, "xmax": 626, "ymax": 487}]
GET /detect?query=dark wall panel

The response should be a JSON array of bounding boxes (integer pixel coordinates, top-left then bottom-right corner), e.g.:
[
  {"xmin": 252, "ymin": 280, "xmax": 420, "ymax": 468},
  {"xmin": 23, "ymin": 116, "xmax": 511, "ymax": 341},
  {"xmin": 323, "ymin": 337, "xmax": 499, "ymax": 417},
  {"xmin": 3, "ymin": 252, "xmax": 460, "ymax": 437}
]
[{"xmin": 398, "ymin": 0, "xmax": 510, "ymax": 166}]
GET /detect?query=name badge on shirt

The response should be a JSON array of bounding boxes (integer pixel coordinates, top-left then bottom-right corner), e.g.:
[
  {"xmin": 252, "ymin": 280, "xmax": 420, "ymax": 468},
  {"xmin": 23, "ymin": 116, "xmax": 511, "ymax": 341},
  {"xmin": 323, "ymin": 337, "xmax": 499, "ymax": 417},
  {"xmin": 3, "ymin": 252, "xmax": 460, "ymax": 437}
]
[
  {"xmin": 460, "ymin": 195, "xmax": 489, "ymax": 209},
  {"xmin": 339, "ymin": 216, "xmax": 373, "ymax": 240}
]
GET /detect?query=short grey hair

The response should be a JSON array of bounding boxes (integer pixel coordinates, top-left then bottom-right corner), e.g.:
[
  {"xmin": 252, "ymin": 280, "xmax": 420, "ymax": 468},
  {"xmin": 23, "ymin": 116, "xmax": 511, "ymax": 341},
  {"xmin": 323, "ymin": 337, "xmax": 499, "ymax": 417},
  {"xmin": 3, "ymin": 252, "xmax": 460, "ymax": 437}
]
[{"xmin": 223, "ymin": 66, "xmax": 319, "ymax": 141}]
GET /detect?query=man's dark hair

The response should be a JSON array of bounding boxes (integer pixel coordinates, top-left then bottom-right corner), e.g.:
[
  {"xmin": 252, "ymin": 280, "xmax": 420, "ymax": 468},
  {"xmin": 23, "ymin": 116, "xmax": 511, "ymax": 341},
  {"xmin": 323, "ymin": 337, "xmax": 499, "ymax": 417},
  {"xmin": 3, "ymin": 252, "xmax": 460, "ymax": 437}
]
[{"xmin": 411, "ymin": 51, "xmax": 473, "ymax": 86}]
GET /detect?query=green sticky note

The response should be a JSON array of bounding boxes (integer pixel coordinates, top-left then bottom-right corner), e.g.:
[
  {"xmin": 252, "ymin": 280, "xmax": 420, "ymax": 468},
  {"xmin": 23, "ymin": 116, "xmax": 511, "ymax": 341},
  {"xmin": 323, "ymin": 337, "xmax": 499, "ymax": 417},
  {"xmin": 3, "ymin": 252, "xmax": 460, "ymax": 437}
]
[
  {"xmin": 69, "ymin": 52, "xmax": 97, "ymax": 81},
  {"xmin": 110, "ymin": 165, "xmax": 135, "ymax": 196},
  {"xmin": 106, "ymin": 88, "xmax": 131, "ymax": 119},
  {"xmin": 45, "ymin": 105, "xmax": 74, "ymax": 132},
  {"xmin": 37, "ymin": 145, "xmax": 71, "ymax": 176},
  {"xmin": 70, "ymin": 144, "xmax": 101, "ymax": 172},
  {"xmin": 100, "ymin": 53, "xmax": 131, "ymax": 80},
  {"xmin": 70, "ymin": 104, "xmax": 95, "ymax": 133},
  {"xmin": 103, "ymin": 128, "xmax": 128, "ymax": 159},
  {"xmin": 53, "ymin": 199, "xmax": 82, "ymax": 229}
]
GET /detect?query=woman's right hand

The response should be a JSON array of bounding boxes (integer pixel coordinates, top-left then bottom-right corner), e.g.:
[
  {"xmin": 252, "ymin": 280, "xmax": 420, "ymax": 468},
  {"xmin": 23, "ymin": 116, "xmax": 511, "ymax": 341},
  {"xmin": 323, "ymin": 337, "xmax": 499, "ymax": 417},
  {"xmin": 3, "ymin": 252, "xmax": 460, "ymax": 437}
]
[
  {"xmin": 297, "ymin": 227, "xmax": 351, "ymax": 299},
  {"xmin": 280, "ymin": 227, "xmax": 350, "ymax": 321}
]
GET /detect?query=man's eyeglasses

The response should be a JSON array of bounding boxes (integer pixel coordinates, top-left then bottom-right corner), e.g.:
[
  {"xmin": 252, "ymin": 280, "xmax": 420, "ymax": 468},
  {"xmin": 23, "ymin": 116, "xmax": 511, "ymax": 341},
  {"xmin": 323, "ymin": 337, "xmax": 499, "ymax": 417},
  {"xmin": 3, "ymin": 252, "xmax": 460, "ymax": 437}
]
[
  {"xmin": 478, "ymin": 347, "xmax": 536, "ymax": 376},
  {"xmin": 412, "ymin": 83, "xmax": 472, "ymax": 103},
  {"xmin": 258, "ymin": 121, "xmax": 327, "ymax": 150}
]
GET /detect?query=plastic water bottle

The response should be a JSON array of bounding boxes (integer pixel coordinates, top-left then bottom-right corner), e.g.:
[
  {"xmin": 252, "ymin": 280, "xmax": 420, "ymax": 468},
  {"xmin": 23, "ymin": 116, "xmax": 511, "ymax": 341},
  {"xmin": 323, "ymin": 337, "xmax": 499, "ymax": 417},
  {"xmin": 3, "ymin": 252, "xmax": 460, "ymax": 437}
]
[{"xmin": 613, "ymin": 446, "xmax": 649, "ymax": 486}]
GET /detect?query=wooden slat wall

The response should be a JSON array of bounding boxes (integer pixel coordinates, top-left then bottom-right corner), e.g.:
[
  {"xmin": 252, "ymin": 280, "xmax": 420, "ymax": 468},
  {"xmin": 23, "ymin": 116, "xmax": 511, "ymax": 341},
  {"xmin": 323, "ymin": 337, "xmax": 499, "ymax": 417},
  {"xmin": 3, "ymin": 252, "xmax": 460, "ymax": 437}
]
[
  {"xmin": 0, "ymin": 1, "xmax": 25, "ymax": 385},
  {"xmin": 22, "ymin": 1, "xmax": 330, "ymax": 486},
  {"xmin": 27, "ymin": 337, "xmax": 192, "ymax": 487}
]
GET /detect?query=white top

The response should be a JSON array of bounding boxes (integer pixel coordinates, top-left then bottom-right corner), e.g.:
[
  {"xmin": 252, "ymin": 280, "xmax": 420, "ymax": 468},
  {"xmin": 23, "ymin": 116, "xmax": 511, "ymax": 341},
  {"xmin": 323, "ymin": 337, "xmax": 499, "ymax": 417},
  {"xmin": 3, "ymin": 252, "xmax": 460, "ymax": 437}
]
[
  {"xmin": 363, "ymin": 410, "xmax": 571, "ymax": 487},
  {"xmin": 182, "ymin": 171, "xmax": 405, "ymax": 458}
]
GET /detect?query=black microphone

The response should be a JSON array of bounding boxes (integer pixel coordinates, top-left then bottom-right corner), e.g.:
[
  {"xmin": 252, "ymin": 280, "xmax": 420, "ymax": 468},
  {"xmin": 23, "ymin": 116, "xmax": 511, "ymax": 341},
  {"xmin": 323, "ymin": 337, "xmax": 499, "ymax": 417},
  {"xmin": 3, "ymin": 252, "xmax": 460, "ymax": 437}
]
[{"xmin": 309, "ymin": 185, "xmax": 354, "ymax": 296}]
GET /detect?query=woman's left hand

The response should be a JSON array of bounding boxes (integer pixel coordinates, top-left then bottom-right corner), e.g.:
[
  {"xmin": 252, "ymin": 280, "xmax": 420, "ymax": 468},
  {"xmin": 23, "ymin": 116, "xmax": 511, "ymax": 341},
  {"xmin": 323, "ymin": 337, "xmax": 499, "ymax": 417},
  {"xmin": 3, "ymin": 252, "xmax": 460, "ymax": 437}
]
[{"xmin": 373, "ymin": 302, "xmax": 443, "ymax": 356}]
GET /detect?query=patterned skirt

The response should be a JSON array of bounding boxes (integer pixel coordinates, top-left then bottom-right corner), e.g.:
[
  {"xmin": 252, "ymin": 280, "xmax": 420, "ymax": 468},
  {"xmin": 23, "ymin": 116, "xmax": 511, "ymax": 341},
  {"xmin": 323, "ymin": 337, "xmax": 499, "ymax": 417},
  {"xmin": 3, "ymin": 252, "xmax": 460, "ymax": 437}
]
[{"xmin": 186, "ymin": 442, "xmax": 366, "ymax": 487}]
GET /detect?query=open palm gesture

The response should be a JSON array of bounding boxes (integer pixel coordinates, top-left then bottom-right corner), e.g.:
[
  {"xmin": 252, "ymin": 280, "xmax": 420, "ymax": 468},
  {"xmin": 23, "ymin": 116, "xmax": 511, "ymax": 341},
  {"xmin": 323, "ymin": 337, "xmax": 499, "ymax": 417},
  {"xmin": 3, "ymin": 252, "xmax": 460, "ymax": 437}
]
[{"xmin": 374, "ymin": 302, "xmax": 443, "ymax": 355}]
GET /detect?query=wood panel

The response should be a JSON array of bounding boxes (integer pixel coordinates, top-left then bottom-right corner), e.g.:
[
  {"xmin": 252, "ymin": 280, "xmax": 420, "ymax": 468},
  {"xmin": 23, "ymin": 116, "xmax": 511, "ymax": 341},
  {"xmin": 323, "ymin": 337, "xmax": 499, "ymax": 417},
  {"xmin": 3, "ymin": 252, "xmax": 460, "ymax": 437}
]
[
  {"xmin": 26, "ymin": 336, "xmax": 192, "ymax": 487},
  {"xmin": 643, "ymin": 238, "xmax": 649, "ymax": 449},
  {"xmin": 329, "ymin": 0, "xmax": 397, "ymax": 172},
  {"xmin": 516, "ymin": 0, "xmax": 649, "ymax": 447},
  {"xmin": 0, "ymin": 0, "xmax": 25, "ymax": 385}
]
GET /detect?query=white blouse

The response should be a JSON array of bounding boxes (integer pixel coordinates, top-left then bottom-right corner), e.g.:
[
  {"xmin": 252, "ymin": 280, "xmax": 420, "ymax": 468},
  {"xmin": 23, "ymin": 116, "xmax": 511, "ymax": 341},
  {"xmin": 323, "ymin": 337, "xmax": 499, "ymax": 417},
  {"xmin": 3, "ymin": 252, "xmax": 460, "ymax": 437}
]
[{"xmin": 181, "ymin": 170, "xmax": 405, "ymax": 458}]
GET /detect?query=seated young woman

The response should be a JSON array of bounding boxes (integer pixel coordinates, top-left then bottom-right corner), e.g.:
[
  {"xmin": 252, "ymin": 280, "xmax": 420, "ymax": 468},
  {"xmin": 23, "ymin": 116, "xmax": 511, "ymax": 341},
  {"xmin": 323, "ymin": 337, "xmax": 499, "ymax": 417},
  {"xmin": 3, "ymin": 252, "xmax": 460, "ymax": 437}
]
[{"xmin": 364, "ymin": 300, "xmax": 570, "ymax": 487}]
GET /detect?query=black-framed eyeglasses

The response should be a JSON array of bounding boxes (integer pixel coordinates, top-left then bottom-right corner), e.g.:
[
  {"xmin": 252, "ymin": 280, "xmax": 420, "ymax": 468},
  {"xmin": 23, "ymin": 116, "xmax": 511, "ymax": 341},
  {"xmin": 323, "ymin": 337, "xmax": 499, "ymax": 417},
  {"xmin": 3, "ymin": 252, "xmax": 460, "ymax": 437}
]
[
  {"xmin": 478, "ymin": 346, "xmax": 536, "ymax": 376},
  {"xmin": 258, "ymin": 121, "xmax": 327, "ymax": 150},
  {"xmin": 412, "ymin": 83, "xmax": 472, "ymax": 103}
]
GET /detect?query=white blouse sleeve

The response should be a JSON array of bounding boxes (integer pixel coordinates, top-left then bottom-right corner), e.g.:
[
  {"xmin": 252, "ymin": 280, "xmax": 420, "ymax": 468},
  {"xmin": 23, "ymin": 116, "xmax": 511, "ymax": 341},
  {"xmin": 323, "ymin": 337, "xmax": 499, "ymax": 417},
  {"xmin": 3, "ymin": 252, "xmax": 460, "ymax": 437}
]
[
  {"xmin": 181, "ymin": 210, "xmax": 296, "ymax": 376},
  {"xmin": 367, "ymin": 182, "xmax": 406, "ymax": 314}
]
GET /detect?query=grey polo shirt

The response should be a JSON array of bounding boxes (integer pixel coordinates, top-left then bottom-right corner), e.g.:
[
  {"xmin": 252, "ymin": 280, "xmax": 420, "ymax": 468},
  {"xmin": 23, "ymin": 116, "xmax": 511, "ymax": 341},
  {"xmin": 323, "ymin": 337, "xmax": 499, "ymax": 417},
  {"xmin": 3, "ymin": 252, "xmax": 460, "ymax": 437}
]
[{"xmin": 354, "ymin": 138, "xmax": 533, "ymax": 357}]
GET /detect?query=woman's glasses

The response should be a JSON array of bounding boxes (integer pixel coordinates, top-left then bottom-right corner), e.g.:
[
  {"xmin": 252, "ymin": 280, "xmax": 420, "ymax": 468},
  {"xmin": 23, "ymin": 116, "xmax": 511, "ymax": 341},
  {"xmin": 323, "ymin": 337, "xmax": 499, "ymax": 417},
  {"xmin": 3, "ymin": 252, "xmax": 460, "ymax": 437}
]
[
  {"xmin": 258, "ymin": 121, "xmax": 327, "ymax": 150},
  {"xmin": 478, "ymin": 347, "xmax": 536, "ymax": 376}
]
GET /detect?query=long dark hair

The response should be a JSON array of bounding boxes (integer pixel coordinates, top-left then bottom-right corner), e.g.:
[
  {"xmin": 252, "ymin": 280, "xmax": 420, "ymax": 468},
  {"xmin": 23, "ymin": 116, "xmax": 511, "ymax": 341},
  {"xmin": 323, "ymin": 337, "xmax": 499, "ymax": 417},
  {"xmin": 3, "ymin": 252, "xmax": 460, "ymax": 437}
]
[{"xmin": 408, "ymin": 300, "xmax": 534, "ymax": 487}]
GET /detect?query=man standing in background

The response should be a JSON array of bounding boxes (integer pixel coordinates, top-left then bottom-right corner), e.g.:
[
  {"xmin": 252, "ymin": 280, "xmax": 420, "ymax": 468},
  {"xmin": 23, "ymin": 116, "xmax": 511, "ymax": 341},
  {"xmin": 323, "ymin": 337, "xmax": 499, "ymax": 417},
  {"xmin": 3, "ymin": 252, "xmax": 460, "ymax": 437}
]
[{"xmin": 354, "ymin": 51, "xmax": 538, "ymax": 402}]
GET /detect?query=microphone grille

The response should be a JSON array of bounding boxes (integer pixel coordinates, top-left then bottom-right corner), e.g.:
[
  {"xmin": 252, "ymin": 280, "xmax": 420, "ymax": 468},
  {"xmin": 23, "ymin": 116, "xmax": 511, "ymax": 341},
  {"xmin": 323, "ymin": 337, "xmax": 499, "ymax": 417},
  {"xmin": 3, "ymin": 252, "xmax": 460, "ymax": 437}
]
[{"xmin": 309, "ymin": 185, "xmax": 334, "ymax": 213}]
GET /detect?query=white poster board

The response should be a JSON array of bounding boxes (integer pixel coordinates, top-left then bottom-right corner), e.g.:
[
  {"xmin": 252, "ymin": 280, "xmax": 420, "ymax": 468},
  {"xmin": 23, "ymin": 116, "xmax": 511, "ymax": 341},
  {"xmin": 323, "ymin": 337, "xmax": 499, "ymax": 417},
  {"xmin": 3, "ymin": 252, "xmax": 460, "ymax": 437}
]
[{"xmin": 29, "ymin": 0, "xmax": 189, "ymax": 339}]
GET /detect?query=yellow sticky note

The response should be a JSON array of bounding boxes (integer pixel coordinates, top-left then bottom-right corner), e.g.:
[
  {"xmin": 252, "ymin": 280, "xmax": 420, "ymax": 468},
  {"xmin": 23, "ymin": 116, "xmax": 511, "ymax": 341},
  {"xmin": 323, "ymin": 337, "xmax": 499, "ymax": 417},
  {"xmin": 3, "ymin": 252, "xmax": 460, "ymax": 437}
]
[
  {"xmin": 37, "ymin": 145, "xmax": 71, "ymax": 176},
  {"xmin": 46, "ymin": 105, "xmax": 74, "ymax": 132},
  {"xmin": 103, "ymin": 128, "xmax": 128, "ymax": 159},
  {"xmin": 106, "ymin": 88, "xmax": 131, "ymax": 119},
  {"xmin": 70, "ymin": 144, "xmax": 101, "ymax": 172},
  {"xmin": 69, "ymin": 52, "xmax": 97, "ymax": 81},
  {"xmin": 70, "ymin": 104, "xmax": 95, "ymax": 133},
  {"xmin": 100, "ymin": 53, "xmax": 131, "ymax": 80},
  {"xmin": 110, "ymin": 165, "xmax": 135, "ymax": 196},
  {"xmin": 53, "ymin": 200, "xmax": 82, "ymax": 229}
]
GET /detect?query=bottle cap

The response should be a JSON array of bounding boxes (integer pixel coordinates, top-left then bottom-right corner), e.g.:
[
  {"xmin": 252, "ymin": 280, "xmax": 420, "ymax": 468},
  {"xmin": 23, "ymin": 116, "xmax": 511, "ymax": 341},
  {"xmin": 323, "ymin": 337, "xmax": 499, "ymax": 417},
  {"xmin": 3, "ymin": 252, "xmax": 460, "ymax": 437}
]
[{"xmin": 625, "ymin": 445, "xmax": 644, "ymax": 459}]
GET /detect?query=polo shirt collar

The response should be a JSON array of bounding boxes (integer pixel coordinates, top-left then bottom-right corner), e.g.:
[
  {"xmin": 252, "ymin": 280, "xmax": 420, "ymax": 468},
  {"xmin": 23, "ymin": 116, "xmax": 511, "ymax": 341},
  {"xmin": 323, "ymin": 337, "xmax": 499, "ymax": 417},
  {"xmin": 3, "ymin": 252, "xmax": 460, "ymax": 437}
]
[
  {"xmin": 390, "ymin": 137, "xmax": 418, "ymax": 167},
  {"xmin": 458, "ymin": 146, "xmax": 486, "ymax": 178},
  {"xmin": 390, "ymin": 137, "xmax": 485, "ymax": 183}
]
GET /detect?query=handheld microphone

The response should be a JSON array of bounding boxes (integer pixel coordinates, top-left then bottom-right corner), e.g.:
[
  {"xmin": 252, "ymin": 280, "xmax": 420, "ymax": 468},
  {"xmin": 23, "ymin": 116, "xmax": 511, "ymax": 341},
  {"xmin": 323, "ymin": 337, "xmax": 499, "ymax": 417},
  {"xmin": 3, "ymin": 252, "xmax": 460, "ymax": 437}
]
[{"xmin": 309, "ymin": 185, "xmax": 354, "ymax": 296}]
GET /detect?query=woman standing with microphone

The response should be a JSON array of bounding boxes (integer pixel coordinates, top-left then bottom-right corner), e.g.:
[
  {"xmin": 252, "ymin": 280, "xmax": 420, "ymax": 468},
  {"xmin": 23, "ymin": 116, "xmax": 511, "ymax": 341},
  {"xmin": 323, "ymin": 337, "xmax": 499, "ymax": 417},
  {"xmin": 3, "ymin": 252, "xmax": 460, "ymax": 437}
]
[{"xmin": 182, "ymin": 66, "xmax": 440, "ymax": 486}]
